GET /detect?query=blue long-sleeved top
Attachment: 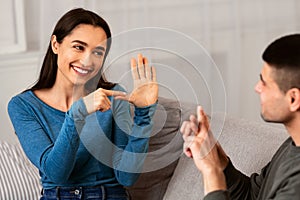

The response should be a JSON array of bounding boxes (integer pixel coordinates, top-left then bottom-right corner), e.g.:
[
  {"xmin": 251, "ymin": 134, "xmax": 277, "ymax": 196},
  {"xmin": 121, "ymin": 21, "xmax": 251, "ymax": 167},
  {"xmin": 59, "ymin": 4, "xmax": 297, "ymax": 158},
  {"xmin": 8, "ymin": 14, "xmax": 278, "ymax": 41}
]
[{"xmin": 7, "ymin": 84, "xmax": 156, "ymax": 189}]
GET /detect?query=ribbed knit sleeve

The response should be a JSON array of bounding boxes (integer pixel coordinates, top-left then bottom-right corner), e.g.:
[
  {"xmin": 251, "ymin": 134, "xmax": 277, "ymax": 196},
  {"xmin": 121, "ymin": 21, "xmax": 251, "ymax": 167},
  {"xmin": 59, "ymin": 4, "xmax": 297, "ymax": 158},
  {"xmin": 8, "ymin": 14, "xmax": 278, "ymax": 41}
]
[{"xmin": 8, "ymin": 95, "xmax": 89, "ymax": 184}]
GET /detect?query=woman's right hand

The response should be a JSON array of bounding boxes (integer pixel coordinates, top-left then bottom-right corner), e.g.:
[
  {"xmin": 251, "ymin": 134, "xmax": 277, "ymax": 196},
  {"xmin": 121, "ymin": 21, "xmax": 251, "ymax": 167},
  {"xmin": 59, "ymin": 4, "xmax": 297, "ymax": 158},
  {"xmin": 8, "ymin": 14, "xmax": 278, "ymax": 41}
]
[{"xmin": 83, "ymin": 88, "xmax": 126, "ymax": 114}]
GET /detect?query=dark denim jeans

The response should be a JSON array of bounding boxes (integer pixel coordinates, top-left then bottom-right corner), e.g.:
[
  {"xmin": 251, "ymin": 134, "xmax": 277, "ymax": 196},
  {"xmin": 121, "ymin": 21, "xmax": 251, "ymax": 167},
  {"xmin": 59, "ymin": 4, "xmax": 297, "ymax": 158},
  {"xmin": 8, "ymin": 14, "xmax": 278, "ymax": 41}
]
[{"xmin": 40, "ymin": 185, "xmax": 129, "ymax": 200}]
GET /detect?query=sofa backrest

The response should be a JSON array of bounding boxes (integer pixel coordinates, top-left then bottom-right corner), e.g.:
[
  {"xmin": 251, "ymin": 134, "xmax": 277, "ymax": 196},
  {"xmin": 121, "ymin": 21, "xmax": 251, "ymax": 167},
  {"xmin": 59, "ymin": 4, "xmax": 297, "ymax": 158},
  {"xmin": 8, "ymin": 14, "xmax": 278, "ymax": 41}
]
[{"xmin": 126, "ymin": 97, "xmax": 197, "ymax": 200}]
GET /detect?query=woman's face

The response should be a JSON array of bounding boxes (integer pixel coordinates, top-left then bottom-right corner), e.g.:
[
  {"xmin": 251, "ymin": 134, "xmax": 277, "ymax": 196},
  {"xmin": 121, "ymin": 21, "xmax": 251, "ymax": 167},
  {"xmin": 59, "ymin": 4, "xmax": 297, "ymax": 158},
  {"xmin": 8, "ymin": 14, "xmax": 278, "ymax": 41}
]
[{"xmin": 51, "ymin": 24, "xmax": 107, "ymax": 87}]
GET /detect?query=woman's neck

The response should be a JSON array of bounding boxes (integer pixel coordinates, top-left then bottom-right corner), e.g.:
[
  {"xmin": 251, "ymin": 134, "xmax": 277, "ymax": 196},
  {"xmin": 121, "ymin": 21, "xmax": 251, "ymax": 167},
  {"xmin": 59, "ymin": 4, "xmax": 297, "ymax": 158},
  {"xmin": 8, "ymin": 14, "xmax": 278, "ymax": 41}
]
[{"xmin": 34, "ymin": 82, "xmax": 86, "ymax": 112}]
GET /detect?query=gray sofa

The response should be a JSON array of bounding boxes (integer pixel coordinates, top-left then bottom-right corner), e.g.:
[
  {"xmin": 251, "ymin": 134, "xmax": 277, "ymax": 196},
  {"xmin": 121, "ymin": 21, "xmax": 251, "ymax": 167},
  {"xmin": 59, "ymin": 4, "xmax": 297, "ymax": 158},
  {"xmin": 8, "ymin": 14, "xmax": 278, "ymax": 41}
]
[{"xmin": 0, "ymin": 97, "xmax": 288, "ymax": 200}]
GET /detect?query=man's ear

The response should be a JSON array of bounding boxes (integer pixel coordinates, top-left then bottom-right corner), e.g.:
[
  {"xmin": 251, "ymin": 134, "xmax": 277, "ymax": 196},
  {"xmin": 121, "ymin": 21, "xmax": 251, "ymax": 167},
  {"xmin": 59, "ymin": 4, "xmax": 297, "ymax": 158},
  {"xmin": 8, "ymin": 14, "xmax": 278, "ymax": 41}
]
[
  {"xmin": 287, "ymin": 88, "xmax": 300, "ymax": 112},
  {"xmin": 51, "ymin": 35, "xmax": 59, "ymax": 54}
]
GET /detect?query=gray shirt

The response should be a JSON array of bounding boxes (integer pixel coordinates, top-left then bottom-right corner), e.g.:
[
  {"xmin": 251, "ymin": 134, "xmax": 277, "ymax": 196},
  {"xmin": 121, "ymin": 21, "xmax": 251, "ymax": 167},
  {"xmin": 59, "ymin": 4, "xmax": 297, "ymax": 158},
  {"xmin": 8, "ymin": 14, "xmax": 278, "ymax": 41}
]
[{"xmin": 204, "ymin": 137, "xmax": 300, "ymax": 200}]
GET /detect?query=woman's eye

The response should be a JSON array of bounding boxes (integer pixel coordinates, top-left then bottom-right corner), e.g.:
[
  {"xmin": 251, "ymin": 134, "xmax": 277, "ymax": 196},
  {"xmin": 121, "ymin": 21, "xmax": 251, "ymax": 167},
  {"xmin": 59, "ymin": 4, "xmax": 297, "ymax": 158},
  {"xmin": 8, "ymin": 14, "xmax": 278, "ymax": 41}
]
[
  {"xmin": 74, "ymin": 45, "xmax": 84, "ymax": 51},
  {"xmin": 93, "ymin": 51, "xmax": 103, "ymax": 57}
]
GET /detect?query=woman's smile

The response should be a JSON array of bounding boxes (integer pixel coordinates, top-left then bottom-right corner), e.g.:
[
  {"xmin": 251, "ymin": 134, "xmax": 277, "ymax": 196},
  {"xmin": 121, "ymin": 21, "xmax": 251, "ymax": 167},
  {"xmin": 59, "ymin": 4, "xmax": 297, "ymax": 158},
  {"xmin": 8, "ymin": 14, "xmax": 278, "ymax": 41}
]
[{"xmin": 71, "ymin": 65, "xmax": 92, "ymax": 75}]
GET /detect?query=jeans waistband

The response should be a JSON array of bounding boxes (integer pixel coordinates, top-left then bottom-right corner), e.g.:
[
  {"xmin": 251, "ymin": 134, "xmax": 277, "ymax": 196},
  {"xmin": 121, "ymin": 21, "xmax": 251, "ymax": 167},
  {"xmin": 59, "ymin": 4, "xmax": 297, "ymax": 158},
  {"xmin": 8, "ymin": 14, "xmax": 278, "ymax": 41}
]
[{"xmin": 42, "ymin": 185, "xmax": 127, "ymax": 200}]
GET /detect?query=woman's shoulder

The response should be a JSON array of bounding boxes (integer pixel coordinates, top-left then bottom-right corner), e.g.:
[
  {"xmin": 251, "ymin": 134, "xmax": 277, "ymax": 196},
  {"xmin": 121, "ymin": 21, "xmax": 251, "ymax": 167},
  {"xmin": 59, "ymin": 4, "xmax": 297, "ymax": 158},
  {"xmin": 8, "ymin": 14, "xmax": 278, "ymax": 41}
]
[
  {"xmin": 8, "ymin": 90, "xmax": 42, "ymax": 110},
  {"xmin": 9, "ymin": 90, "xmax": 34, "ymax": 103},
  {"xmin": 7, "ymin": 90, "xmax": 35, "ymax": 115}
]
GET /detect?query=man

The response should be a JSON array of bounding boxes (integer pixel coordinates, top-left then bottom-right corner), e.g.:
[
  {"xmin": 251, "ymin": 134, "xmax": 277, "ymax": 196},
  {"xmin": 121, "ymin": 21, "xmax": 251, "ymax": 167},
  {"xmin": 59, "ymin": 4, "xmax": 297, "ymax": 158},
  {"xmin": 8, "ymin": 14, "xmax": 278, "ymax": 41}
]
[{"xmin": 180, "ymin": 34, "xmax": 300, "ymax": 199}]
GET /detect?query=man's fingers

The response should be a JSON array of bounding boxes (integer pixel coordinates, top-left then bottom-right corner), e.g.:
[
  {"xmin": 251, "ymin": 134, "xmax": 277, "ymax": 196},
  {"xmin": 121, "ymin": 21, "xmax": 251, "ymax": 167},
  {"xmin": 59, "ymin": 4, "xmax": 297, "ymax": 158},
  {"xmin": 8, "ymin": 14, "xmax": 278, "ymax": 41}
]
[
  {"xmin": 180, "ymin": 121, "xmax": 195, "ymax": 140},
  {"xmin": 197, "ymin": 106, "xmax": 208, "ymax": 133},
  {"xmin": 180, "ymin": 121, "xmax": 188, "ymax": 134},
  {"xmin": 199, "ymin": 106, "xmax": 209, "ymax": 129},
  {"xmin": 197, "ymin": 106, "xmax": 202, "ymax": 125},
  {"xmin": 184, "ymin": 135, "xmax": 209, "ymax": 159},
  {"xmin": 183, "ymin": 141, "xmax": 193, "ymax": 158},
  {"xmin": 185, "ymin": 135, "xmax": 196, "ymax": 145},
  {"xmin": 189, "ymin": 115, "xmax": 199, "ymax": 134}
]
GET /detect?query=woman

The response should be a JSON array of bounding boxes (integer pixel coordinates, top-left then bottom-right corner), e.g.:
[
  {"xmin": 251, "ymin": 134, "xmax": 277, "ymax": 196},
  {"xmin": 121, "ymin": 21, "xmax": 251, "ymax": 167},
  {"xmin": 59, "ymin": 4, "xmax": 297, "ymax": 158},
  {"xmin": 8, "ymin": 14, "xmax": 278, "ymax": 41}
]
[{"xmin": 8, "ymin": 8, "xmax": 158, "ymax": 200}]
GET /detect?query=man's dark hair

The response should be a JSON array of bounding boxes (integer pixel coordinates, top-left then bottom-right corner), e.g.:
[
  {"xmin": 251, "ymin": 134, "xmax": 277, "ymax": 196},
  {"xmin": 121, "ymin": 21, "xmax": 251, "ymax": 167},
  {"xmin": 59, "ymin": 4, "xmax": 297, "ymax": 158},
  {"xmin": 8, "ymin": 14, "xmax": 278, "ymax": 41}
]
[{"xmin": 262, "ymin": 34, "xmax": 300, "ymax": 93}]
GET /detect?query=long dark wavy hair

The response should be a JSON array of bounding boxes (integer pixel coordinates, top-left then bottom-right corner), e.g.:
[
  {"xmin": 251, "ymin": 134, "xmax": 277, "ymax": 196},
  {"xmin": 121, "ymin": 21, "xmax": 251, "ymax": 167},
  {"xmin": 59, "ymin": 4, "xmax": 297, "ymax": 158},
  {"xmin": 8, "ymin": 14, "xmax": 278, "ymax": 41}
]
[{"xmin": 30, "ymin": 8, "xmax": 115, "ymax": 92}]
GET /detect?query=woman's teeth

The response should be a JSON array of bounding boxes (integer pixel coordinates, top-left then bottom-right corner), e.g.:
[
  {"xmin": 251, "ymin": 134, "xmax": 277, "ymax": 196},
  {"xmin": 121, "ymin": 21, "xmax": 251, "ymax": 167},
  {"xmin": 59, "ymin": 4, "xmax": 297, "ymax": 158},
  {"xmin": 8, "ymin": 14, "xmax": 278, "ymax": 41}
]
[{"xmin": 73, "ymin": 66, "xmax": 89, "ymax": 74}]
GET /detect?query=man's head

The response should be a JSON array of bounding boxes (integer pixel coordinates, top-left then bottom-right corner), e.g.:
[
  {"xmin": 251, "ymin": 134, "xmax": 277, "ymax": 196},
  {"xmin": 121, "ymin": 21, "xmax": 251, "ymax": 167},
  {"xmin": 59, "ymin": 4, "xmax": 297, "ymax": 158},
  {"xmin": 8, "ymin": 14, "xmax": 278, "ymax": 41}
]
[
  {"xmin": 263, "ymin": 34, "xmax": 300, "ymax": 93},
  {"xmin": 255, "ymin": 34, "xmax": 300, "ymax": 124}
]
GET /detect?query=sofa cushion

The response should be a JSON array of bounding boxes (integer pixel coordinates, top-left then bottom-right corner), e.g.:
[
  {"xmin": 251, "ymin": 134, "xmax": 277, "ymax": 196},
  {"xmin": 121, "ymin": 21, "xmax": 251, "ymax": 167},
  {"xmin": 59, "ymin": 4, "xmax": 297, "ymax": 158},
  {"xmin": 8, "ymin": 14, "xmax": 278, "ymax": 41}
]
[
  {"xmin": 163, "ymin": 114, "xmax": 288, "ymax": 200},
  {"xmin": 0, "ymin": 141, "xmax": 41, "ymax": 199},
  {"xmin": 126, "ymin": 97, "xmax": 197, "ymax": 200}
]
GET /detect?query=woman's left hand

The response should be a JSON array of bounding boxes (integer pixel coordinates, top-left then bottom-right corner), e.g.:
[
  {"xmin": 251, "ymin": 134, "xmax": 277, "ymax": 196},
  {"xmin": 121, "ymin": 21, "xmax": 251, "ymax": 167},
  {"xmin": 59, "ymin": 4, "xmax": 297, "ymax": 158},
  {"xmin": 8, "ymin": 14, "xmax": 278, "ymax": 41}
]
[{"xmin": 117, "ymin": 54, "xmax": 158, "ymax": 107}]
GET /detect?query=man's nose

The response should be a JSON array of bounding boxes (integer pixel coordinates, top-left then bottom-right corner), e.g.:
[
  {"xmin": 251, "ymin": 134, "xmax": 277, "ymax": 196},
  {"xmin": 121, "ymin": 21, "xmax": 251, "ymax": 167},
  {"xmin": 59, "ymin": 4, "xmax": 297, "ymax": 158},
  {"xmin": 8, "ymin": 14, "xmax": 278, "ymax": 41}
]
[{"xmin": 254, "ymin": 81, "xmax": 262, "ymax": 93}]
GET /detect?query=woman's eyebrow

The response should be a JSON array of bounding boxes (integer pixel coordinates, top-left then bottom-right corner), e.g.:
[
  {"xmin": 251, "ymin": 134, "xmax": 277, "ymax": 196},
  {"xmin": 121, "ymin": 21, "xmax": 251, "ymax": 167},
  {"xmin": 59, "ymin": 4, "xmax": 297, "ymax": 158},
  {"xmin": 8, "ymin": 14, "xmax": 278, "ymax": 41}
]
[
  {"xmin": 95, "ymin": 46, "xmax": 105, "ymax": 51},
  {"xmin": 72, "ymin": 40, "xmax": 87, "ymax": 46},
  {"xmin": 72, "ymin": 40, "xmax": 105, "ymax": 51}
]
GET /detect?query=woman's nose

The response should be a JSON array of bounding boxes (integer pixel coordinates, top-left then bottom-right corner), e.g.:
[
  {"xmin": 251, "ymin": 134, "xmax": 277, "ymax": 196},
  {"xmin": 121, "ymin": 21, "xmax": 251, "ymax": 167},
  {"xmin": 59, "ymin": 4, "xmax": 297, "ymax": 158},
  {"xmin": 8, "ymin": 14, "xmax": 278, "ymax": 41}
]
[{"xmin": 81, "ymin": 52, "xmax": 92, "ymax": 66}]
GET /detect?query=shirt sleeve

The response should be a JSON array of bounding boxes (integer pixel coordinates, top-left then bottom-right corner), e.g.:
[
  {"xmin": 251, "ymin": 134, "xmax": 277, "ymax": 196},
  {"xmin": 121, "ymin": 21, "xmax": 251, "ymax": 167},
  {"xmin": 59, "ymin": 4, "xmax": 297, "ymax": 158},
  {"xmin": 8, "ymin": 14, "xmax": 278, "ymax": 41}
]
[
  {"xmin": 273, "ymin": 173, "xmax": 300, "ymax": 199},
  {"xmin": 204, "ymin": 190, "xmax": 230, "ymax": 200},
  {"xmin": 109, "ymin": 85, "xmax": 157, "ymax": 186},
  {"xmin": 202, "ymin": 158, "xmax": 266, "ymax": 200},
  {"xmin": 223, "ymin": 158, "xmax": 266, "ymax": 200},
  {"xmin": 8, "ymin": 96, "xmax": 89, "ymax": 182}
]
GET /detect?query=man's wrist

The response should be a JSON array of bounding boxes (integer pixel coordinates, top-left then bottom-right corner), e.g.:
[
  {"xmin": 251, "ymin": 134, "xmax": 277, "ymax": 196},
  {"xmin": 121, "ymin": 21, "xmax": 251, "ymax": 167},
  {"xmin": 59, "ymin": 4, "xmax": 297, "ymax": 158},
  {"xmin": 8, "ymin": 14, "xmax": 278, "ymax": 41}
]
[{"xmin": 202, "ymin": 167, "xmax": 227, "ymax": 195}]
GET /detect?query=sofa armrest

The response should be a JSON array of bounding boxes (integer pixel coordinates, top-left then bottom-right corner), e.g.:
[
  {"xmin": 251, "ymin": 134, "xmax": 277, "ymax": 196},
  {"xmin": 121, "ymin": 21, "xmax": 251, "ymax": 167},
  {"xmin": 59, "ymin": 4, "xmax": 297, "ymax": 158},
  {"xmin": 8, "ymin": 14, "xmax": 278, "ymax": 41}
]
[{"xmin": 0, "ymin": 141, "xmax": 41, "ymax": 199}]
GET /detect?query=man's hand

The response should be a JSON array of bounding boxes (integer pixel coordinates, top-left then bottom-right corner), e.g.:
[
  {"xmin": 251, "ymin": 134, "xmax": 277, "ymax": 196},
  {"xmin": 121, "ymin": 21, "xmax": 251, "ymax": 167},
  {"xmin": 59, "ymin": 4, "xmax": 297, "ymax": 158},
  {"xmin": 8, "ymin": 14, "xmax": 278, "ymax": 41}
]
[{"xmin": 180, "ymin": 106, "xmax": 229, "ymax": 194}]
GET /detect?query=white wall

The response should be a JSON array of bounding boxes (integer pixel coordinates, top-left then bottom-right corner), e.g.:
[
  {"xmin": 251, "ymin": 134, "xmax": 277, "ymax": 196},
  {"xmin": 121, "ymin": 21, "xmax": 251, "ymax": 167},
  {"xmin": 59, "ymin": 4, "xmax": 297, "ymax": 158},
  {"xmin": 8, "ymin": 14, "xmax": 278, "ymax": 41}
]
[
  {"xmin": 0, "ymin": 52, "xmax": 41, "ymax": 144},
  {"xmin": 0, "ymin": 0, "xmax": 298, "ymax": 143}
]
